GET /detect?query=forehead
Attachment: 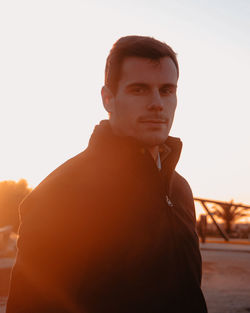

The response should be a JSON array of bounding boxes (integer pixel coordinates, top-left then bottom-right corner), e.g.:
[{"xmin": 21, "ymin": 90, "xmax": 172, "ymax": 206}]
[{"xmin": 119, "ymin": 56, "xmax": 178, "ymax": 85}]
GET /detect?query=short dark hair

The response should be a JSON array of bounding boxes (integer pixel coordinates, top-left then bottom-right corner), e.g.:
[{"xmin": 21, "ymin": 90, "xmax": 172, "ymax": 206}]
[{"xmin": 104, "ymin": 35, "xmax": 179, "ymax": 94}]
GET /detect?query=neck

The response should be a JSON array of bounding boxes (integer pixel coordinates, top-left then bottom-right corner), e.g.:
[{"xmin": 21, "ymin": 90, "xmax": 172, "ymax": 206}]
[
  {"xmin": 147, "ymin": 146, "xmax": 159, "ymax": 162},
  {"xmin": 108, "ymin": 120, "xmax": 160, "ymax": 162}
]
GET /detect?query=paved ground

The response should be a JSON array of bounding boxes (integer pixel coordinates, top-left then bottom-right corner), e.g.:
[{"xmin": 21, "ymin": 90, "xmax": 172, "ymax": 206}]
[
  {"xmin": 0, "ymin": 258, "xmax": 13, "ymax": 313},
  {"xmin": 201, "ymin": 244, "xmax": 250, "ymax": 313},
  {"xmin": 1, "ymin": 242, "xmax": 250, "ymax": 313}
]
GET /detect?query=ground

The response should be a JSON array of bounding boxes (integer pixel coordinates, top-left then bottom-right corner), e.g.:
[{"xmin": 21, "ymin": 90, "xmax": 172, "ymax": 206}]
[{"xmin": 201, "ymin": 248, "xmax": 250, "ymax": 313}]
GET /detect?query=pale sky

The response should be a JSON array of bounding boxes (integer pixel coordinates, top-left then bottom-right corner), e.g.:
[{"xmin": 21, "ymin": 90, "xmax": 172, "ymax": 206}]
[{"xmin": 1, "ymin": 0, "xmax": 250, "ymax": 219}]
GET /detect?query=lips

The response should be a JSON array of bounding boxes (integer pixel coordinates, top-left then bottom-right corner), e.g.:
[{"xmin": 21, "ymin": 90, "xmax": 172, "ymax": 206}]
[{"xmin": 139, "ymin": 118, "xmax": 168, "ymax": 124}]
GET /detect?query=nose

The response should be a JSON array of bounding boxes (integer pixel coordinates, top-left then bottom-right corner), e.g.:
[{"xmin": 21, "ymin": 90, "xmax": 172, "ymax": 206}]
[{"xmin": 147, "ymin": 90, "xmax": 164, "ymax": 111}]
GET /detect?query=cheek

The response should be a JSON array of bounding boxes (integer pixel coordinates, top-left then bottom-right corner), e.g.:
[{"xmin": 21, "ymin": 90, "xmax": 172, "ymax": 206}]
[
  {"xmin": 115, "ymin": 102, "xmax": 130, "ymax": 120},
  {"xmin": 166, "ymin": 97, "xmax": 177, "ymax": 115},
  {"xmin": 115, "ymin": 98, "xmax": 138, "ymax": 120},
  {"xmin": 172, "ymin": 103, "xmax": 177, "ymax": 115}
]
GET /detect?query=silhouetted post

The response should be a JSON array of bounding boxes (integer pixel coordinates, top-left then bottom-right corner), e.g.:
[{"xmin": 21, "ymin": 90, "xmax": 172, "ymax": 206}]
[
  {"xmin": 197, "ymin": 214, "xmax": 207, "ymax": 243},
  {"xmin": 200, "ymin": 201, "xmax": 229, "ymax": 241}
]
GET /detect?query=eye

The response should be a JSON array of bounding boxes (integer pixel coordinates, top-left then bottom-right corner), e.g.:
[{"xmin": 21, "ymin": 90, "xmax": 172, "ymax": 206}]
[
  {"xmin": 160, "ymin": 86, "xmax": 176, "ymax": 96},
  {"xmin": 128, "ymin": 85, "xmax": 148, "ymax": 95},
  {"xmin": 132, "ymin": 87, "xmax": 145, "ymax": 94}
]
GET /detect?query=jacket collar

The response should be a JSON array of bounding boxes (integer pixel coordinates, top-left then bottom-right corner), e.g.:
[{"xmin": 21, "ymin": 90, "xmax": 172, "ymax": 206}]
[{"xmin": 89, "ymin": 120, "xmax": 182, "ymax": 174}]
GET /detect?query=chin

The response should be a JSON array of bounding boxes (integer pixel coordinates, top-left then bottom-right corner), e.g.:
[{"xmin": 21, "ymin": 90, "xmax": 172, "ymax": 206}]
[{"xmin": 138, "ymin": 133, "xmax": 168, "ymax": 147}]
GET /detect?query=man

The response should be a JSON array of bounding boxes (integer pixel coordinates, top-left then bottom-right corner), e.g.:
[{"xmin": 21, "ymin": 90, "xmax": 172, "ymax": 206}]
[{"xmin": 7, "ymin": 36, "xmax": 207, "ymax": 312}]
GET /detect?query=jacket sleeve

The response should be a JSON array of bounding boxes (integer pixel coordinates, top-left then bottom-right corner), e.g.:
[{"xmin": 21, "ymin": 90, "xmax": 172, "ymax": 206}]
[
  {"xmin": 7, "ymin": 213, "xmax": 53, "ymax": 312},
  {"xmin": 170, "ymin": 172, "xmax": 203, "ymax": 287},
  {"xmin": 171, "ymin": 171, "xmax": 197, "ymax": 227},
  {"xmin": 6, "ymin": 171, "xmax": 121, "ymax": 313},
  {"xmin": 6, "ymin": 185, "xmax": 85, "ymax": 313}
]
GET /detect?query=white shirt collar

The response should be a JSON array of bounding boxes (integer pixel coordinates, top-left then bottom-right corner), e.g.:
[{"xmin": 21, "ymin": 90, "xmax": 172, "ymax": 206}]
[{"xmin": 156, "ymin": 152, "xmax": 161, "ymax": 170}]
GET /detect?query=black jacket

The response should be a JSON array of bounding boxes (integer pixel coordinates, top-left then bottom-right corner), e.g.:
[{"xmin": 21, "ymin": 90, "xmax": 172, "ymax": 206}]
[{"xmin": 7, "ymin": 120, "xmax": 207, "ymax": 313}]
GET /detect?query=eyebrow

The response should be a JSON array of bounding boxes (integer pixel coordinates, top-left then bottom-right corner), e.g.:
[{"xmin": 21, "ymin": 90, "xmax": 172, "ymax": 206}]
[
  {"xmin": 126, "ymin": 83, "xmax": 147, "ymax": 88},
  {"xmin": 160, "ymin": 83, "xmax": 178, "ymax": 89},
  {"xmin": 126, "ymin": 82, "xmax": 178, "ymax": 88}
]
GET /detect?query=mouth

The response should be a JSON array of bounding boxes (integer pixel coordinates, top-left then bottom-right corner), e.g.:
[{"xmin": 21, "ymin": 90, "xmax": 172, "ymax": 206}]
[{"xmin": 139, "ymin": 118, "xmax": 168, "ymax": 124}]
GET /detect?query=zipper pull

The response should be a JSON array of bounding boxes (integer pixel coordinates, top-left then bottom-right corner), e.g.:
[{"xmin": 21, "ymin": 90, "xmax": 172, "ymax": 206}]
[{"xmin": 166, "ymin": 195, "xmax": 174, "ymax": 207}]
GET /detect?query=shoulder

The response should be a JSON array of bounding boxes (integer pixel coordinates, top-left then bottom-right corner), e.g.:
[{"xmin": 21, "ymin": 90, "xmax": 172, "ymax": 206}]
[
  {"xmin": 17, "ymin": 148, "xmax": 103, "ymax": 251},
  {"xmin": 170, "ymin": 171, "xmax": 196, "ymax": 224},
  {"xmin": 172, "ymin": 172, "xmax": 194, "ymax": 200},
  {"xmin": 20, "ymin": 148, "xmax": 97, "ymax": 220}
]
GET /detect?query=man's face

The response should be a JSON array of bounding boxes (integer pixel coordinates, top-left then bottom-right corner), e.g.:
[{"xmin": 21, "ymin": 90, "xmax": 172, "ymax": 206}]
[{"xmin": 103, "ymin": 56, "xmax": 178, "ymax": 148}]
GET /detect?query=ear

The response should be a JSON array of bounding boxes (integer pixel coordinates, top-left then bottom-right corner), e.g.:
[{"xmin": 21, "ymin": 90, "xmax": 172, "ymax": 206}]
[{"xmin": 101, "ymin": 86, "xmax": 115, "ymax": 114}]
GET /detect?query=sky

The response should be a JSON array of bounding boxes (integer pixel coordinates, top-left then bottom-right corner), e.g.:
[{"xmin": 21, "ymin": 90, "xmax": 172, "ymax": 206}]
[{"xmin": 1, "ymin": 0, "xmax": 250, "ymax": 219}]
